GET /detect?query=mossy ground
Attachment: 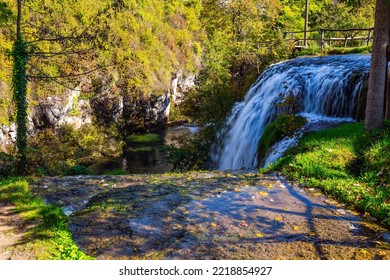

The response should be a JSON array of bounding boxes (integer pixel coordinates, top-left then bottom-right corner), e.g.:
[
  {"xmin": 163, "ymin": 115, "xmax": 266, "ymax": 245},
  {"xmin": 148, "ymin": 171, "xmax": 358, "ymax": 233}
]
[
  {"xmin": 264, "ymin": 121, "xmax": 390, "ymax": 227},
  {"xmin": 257, "ymin": 115, "xmax": 306, "ymax": 164}
]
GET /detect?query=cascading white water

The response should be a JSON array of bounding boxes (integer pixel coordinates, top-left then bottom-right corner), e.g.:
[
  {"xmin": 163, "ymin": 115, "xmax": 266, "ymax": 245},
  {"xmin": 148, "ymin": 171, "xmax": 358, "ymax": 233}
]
[{"xmin": 211, "ymin": 54, "xmax": 371, "ymax": 170}]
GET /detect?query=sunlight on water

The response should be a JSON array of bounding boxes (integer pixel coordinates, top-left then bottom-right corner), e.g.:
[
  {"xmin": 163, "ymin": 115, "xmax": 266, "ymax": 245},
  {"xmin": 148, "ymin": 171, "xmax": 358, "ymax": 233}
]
[{"xmin": 211, "ymin": 54, "xmax": 371, "ymax": 170}]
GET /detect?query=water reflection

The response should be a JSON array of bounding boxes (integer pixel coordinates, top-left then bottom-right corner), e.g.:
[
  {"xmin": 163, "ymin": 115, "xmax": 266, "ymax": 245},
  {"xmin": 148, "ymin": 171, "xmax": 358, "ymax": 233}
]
[{"xmin": 93, "ymin": 125, "xmax": 198, "ymax": 174}]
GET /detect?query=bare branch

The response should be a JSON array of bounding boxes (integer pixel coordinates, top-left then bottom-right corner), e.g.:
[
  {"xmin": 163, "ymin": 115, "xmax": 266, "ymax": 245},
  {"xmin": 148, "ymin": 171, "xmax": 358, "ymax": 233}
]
[
  {"xmin": 27, "ymin": 63, "xmax": 112, "ymax": 79},
  {"xmin": 27, "ymin": 64, "xmax": 94, "ymax": 92}
]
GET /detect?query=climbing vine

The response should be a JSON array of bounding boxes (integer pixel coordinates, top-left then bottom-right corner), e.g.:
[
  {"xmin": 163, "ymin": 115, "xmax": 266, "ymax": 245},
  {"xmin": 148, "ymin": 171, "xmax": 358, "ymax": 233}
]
[{"xmin": 12, "ymin": 36, "xmax": 29, "ymax": 172}]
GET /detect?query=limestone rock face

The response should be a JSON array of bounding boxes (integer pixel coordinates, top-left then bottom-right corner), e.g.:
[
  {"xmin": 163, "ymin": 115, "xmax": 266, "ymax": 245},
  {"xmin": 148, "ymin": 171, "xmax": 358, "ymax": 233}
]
[
  {"xmin": 0, "ymin": 70, "xmax": 196, "ymax": 148},
  {"xmin": 90, "ymin": 92, "xmax": 123, "ymax": 125},
  {"xmin": 31, "ymin": 90, "xmax": 93, "ymax": 130},
  {"xmin": 123, "ymin": 93, "xmax": 171, "ymax": 133},
  {"xmin": 0, "ymin": 123, "xmax": 16, "ymax": 150},
  {"xmin": 170, "ymin": 71, "xmax": 195, "ymax": 105}
]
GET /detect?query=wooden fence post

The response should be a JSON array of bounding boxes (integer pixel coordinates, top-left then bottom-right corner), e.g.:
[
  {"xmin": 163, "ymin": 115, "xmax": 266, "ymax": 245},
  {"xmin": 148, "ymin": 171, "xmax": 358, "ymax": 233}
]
[
  {"xmin": 320, "ymin": 29, "xmax": 325, "ymax": 50},
  {"xmin": 367, "ymin": 29, "xmax": 372, "ymax": 46}
]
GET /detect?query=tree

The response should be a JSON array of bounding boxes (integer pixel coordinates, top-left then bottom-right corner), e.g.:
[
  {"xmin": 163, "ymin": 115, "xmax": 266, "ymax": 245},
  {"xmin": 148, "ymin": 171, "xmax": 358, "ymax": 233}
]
[
  {"xmin": 364, "ymin": 0, "xmax": 390, "ymax": 130},
  {"xmin": 12, "ymin": 0, "xmax": 28, "ymax": 173},
  {"xmin": 9, "ymin": 0, "xmax": 109, "ymax": 173}
]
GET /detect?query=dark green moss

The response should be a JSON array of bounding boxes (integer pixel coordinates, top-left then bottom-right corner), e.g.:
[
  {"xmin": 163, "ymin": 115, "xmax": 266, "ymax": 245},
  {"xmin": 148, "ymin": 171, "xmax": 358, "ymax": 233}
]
[
  {"xmin": 126, "ymin": 133, "xmax": 162, "ymax": 144},
  {"xmin": 257, "ymin": 115, "xmax": 307, "ymax": 165}
]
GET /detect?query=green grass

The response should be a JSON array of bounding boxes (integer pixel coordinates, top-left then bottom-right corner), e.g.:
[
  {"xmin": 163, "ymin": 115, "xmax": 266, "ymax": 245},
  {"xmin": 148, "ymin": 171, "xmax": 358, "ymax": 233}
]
[
  {"xmin": 324, "ymin": 45, "xmax": 371, "ymax": 55},
  {"xmin": 0, "ymin": 177, "xmax": 93, "ymax": 259},
  {"xmin": 126, "ymin": 133, "xmax": 161, "ymax": 144},
  {"xmin": 293, "ymin": 45, "xmax": 371, "ymax": 57},
  {"xmin": 103, "ymin": 169, "xmax": 128, "ymax": 175},
  {"xmin": 263, "ymin": 122, "xmax": 390, "ymax": 226}
]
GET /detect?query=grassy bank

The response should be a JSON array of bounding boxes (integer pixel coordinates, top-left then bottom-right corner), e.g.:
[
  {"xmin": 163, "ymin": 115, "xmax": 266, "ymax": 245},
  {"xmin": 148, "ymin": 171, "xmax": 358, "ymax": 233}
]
[
  {"xmin": 0, "ymin": 177, "xmax": 92, "ymax": 259},
  {"xmin": 293, "ymin": 45, "xmax": 371, "ymax": 57},
  {"xmin": 263, "ymin": 121, "xmax": 390, "ymax": 226}
]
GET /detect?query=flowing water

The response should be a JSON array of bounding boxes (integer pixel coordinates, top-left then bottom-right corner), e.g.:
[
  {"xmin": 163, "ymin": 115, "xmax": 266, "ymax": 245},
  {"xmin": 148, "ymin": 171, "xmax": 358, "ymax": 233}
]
[
  {"xmin": 211, "ymin": 54, "xmax": 371, "ymax": 170},
  {"xmin": 31, "ymin": 172, "xmax": 390, "ymax": 260}
]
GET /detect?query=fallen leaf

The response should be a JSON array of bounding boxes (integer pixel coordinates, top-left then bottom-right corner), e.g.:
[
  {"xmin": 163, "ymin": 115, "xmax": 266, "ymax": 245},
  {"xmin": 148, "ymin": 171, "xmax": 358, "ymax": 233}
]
[
  {"xmin": 293, "ymin": 226, "xmax": 299, "ymax": 231},
  {"xmin": 210, "ymin": 222, "xmax": 217, "ymax": 227},
  {"xmin": 259, "ymin": 191, "xmax": 268, "ymax": 197},
  {"xmin": 359, "ymin": 249, "xmax": 368, "ymax": 255},
  {"xmin": 274, "ymin": 215, "xmax": 282, "ymax": 221},
  {"xmin": 256, "ymin": 233, "xmax": 264, "ymax": 238}
]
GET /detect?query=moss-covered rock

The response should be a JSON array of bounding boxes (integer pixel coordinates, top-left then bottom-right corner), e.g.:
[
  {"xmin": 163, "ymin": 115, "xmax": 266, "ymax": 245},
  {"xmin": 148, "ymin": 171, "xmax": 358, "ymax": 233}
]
[{"xmin": 257, "ymin": 115, "xmax": 307, "ymax": 165}]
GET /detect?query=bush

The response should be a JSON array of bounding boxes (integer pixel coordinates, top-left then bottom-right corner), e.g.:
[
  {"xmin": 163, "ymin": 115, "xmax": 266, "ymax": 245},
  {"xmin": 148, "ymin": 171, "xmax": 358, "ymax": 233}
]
[
  {"xmin": 26, "ymin": 124, "xmax": 123, "ymax": 176},
  {"xmin": 0, "ymin": 151, "xmax": 16, "ymax": 177},
  {"xmin": 64, "ymin": 165, "xmax": 92, "ymax": 176},
  {"xmin": 161, "ymin": 125, "xmax": 216, "ymax": 171}
]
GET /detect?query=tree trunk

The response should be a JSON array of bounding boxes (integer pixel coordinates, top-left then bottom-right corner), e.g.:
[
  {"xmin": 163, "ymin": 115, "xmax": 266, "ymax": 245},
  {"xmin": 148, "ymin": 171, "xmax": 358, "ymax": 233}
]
[
  {"xmin": 13, "ymin": 0, "xmax": 28, "ymax": 173},
  {"xmin": 386, "ymin": 70, "xmax": 390, "ymax": 119},
  {"xmin": 365, "ymin": 0, "xmax": 390, "ymax": 130}
]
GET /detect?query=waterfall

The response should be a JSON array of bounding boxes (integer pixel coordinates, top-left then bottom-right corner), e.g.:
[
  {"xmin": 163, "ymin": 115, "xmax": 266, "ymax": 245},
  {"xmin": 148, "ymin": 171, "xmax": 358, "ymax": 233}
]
[{"xmin": 211, "ymin": 54, "xmax": 371, "ymax": 170}]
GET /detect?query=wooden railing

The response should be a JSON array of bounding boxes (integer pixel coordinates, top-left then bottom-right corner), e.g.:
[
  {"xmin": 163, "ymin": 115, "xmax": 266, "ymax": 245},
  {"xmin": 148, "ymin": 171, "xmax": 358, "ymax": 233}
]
[{"xmin": 284, "ymin": 28, "xmax": 374, "ymax": 50}]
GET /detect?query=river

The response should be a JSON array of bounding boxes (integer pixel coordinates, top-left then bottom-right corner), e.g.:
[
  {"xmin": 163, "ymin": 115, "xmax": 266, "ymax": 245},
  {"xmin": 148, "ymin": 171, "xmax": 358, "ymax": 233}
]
[{"xmin": 91, "ymin": 125, "xmax": 199, "ymax": 175}]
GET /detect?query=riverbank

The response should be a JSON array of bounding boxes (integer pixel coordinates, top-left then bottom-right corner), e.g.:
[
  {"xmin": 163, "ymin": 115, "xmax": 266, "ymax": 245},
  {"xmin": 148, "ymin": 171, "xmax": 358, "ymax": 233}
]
[
  {"xmin": 264, "ymin": 121, "xmax": 390, "ymax": 227},
  {"xmin": 1, "ymin": 121, "xmax": 389, "ymax": 259}
]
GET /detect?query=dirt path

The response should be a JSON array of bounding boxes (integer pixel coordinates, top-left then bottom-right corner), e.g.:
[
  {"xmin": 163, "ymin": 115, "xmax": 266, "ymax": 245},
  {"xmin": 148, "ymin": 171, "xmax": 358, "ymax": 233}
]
[
  {"xmin": 0, "ymin": 202, "xmax": 34, "ymax": 260},
  {"xmin": 30, "ymin": 172, "xmax": 390, "ymax": 260}
]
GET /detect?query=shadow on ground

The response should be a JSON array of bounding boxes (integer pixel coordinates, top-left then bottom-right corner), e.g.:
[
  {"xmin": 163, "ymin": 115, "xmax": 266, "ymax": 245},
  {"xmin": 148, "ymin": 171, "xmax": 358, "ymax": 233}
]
[{"xmin": 30, "ymin": 172, "xmax": 390, "ymax": 260}]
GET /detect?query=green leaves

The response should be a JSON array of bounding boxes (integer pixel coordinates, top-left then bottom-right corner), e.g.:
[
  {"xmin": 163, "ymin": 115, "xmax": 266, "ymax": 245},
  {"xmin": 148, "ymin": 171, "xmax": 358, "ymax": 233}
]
[
  {"xmin": 12, "ymin": 37, "xmax": 29, "ymax": 172},
  {"xmin": 0, "ymin": 1, "xmax": 13, "ymax": 26}
]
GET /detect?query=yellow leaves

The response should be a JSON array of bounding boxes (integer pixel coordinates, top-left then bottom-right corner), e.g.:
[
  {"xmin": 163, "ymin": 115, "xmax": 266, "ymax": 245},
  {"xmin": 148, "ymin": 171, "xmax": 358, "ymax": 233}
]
[
  {"xmin": 310, "ymin": 192, "xmax": 322, "ymax": 197},
  {"xmin": 357, "ymin": 249, "xmax": 369, "ymax": 258},
  {"xmin": 374, "ymin": 241, "xmax": 390, "ymax": 250},
  {"xmin": 210, "ymin": 222, "xmax": 217, "ymax": 228},
  {"xmin": 184, "ymin": 210, "xmax": 189, "ymax": 215},
  {"xmin": 293, "ymin": 226, "xmax": 300, "ymax": 231},
  {"xmin": 274, "ymin": 215, "xmax": 282, "ymax": 221},
  {"xmin": 256, "ymin": 232, "xmax": 264, "ymax": 238},
  {"xmin": 259, "ymin": 191, "xmax": 268, "ymax": 197}
]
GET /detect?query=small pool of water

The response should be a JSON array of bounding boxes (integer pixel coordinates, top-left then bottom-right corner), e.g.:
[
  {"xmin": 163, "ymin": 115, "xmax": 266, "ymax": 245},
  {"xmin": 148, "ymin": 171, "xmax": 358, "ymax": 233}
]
[{"xmin": 91, "ymin": 125, "xmax": 199, "ymax": 175}]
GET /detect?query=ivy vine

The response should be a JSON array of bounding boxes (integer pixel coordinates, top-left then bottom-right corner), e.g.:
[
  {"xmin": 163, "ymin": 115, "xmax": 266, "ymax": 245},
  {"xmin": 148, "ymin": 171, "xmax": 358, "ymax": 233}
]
[{"xmin": 12, "ymin": 37, "xmax": 29, "ymax": 171}]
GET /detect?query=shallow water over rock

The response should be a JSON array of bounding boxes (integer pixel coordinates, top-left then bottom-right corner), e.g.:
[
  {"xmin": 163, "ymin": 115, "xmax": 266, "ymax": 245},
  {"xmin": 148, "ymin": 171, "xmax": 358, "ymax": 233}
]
[{"xmin": 31, "ymin": 172, "xmax": 390, "ymax": 260}]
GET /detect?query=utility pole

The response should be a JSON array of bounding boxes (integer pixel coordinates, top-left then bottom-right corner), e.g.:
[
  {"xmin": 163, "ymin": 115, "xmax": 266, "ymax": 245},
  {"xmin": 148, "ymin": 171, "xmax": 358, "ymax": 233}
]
[{"xmin": 304, "ymin": 0, "xmax": 309, "ymax": 47}]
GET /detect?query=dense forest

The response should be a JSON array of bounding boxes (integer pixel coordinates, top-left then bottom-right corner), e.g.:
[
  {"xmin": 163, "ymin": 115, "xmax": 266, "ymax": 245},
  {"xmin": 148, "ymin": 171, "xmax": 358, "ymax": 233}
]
[{"xmin": 0, "ymin": 0, "xmax": 377, "ymax": 175}]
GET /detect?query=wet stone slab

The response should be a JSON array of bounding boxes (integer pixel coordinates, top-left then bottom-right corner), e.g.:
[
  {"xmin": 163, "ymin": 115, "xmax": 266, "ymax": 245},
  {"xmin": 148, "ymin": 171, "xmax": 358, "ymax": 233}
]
[{"xmin": 30, "ymin": 172, "xmax": 390, "ymax": 260}]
